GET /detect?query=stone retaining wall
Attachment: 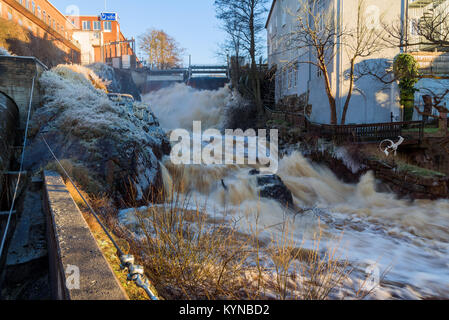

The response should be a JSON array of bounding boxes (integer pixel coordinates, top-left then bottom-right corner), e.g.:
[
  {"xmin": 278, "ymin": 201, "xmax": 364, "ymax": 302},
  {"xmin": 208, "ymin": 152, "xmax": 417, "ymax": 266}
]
[
  {"xmin": 365, "ymin": 159, "xmax": 449, "ymax": 200},
  {"xmin": 305, "ymin": 147, "xmax": 449, "ymax": 200}
]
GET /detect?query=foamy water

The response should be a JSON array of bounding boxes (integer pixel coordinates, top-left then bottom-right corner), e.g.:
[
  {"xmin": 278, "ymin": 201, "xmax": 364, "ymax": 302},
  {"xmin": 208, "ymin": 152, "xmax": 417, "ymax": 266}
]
[{"xmin": 143, "ymin": 85, "xmax": 449, "ymax": 299}]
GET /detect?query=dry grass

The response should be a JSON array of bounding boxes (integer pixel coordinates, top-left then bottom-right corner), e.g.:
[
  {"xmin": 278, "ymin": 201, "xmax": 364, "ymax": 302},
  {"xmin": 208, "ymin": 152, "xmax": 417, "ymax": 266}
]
[
  {"xmin": 61, "ymin": 179, "xmax": 151, "ymax": 300},
  {"xmin": 118, "ymin": 176, "xmax": 377, "ymax": 301},
  {"xmin": 54, "ymin": 164, "xmax": 380, "ymax": 301},
  {"xmin": 45, "ymin": 159, "xmax": 103, "ymax": 194},
  {"xmin": 131, "ymin": 197, "xmax": 253, "ymax": 300}
]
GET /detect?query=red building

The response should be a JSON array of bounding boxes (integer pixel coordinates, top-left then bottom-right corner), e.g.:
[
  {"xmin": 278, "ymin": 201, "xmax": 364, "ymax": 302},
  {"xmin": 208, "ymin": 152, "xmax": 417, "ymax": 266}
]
[
  {"xmin": 69, "ymin": 13, "xmax": 137, "ymax": 68},
  {"xmin": 0, "ymin": 0, "xmax": 81, "ymax": 63}
]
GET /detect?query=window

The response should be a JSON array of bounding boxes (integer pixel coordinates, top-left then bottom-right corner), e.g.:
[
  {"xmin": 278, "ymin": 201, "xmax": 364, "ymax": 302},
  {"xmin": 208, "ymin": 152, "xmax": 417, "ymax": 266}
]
[
  {"xmin": 52, "ymin": 19, "xmax": 55, "ymax": 29},
  {"xmin": 47, "ymin": 15, "xmax": 50, "ymax": 25},
  {"xmin": 37, "ymin": 6, "xmax": 41, "ymax": 19},
  {"xmin": 31, "ymin": 1, "xmax": 35, "ymax": 14},
  {"xmin": 104, "ymin": 21, "xmax": 112, "ymax": 32},
  {"xmin": 26, "ymin": 0, "xmax": 29, "ymax": 9},
  {"xmin": 93, "ymin": 21, "xmax": 101, "ymax": 30},
  {"xmin": 82, "ymin": 21, "xmax": 91, "ymax": 30},
  {"xmin": 0, "ymin": 2, "xmax": 2, "ymax": 16},
  {"xmin": 43, "ymin": 11, "xmax": 46, "ymax": 22},
  {"xmin": 8, "ymin": 9, "xmax": 13, "ymax": 21}
]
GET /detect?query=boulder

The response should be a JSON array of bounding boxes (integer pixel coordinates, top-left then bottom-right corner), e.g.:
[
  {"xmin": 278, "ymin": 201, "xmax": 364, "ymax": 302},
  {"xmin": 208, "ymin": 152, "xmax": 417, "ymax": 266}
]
[
  {"xmin": 253, "ymin": 172, "xmax": 294, "ymax": 207},
  {"xmin": 24, "ymin": 64, "xmax": 170, "ymax": 206}
]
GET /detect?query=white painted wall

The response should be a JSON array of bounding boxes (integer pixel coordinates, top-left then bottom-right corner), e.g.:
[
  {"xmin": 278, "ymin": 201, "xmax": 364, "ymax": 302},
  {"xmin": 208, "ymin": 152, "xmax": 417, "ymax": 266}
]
[
  {"xmin": 72, "ymin": 31, "xmax": 102, "ymax": 65},
  {"xmin": 266, "ymin": 0, "xmax": 405, "ymax": 124}
]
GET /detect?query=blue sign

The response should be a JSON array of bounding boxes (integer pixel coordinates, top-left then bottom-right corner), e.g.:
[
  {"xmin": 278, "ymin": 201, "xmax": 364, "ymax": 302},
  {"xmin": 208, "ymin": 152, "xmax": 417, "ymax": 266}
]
[{"xmin": 100, "ymin": 12, "xmax": 117, "ymax": 21}]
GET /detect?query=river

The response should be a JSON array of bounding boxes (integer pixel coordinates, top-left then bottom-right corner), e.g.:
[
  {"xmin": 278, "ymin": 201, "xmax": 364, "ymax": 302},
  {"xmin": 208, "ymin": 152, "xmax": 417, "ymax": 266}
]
[{"xmin": 143, "ymin": 84, "xmax": 449, "ymax": 300}]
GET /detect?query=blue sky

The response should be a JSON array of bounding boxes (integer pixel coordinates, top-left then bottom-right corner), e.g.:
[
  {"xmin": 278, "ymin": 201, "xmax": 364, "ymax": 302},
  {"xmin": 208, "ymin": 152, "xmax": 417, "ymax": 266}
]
[{"xmin": 51, "ymin": 0, "xmax": 233, "ymax": 65}]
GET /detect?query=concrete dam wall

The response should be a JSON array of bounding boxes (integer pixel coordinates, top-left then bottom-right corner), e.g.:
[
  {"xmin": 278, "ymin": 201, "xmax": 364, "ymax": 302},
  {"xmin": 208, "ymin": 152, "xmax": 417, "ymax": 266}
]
[{"xmin": 0, "ymin": 93, "xmax": 19, "ymax": 209}]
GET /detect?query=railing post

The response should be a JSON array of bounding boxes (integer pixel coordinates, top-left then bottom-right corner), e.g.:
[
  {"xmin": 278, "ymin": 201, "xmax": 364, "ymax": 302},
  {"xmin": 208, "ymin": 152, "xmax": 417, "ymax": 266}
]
[{"xmin": 420, "ymin": 119, "xmax": 425, "ymax": 142}]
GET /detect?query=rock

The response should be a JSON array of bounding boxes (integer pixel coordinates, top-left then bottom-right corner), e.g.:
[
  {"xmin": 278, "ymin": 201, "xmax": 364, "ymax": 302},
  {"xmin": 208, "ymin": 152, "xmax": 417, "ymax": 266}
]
[
  {"xmin": 249, "ymin": 169, "xmax": 260, "ymax": 176},
  {"xmin": 24, "ymin": 64, "xmax": 171, "ymax": 206},
  {"xmin": 255, "ymin": 174, "xmax": 294, "ymax": 207},
  {"xmin": 87, "ymin": 63, "xmax": 141, "ymax": 101}
]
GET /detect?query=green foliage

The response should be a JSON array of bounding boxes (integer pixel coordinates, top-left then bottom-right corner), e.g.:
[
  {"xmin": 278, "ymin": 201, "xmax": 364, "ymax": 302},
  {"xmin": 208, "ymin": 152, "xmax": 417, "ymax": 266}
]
[
  {"xmin": 394, "ymin": 54, "xmax": 420, "ymax": 120},
  {"xmin": 393, "ymin": 54, "xmax": 420, "ymax": 98}
]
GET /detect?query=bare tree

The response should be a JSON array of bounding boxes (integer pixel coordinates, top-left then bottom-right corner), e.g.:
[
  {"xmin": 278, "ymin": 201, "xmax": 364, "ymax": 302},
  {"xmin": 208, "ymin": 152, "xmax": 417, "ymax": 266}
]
[
  {"xmin": 287, "ymin": 0, "xmax": 384, "ymax": 124},
  {"xmin": 415, "ymin": 89, "xmax": 449, "ymax": 135},
  {"xmin": 215, "ymin": 0, "xmax": 268, "ymax": 112},
  {"xmin": 139, "ymin": 29, "xmax": 185, "ymax": 70},
  {"xmin": 216, "ymin": 15, "xmax": 245, "ymax": 86},
  {"xmin": 382, "ymin": 1, "xmax": 449, "ymax": 50}
]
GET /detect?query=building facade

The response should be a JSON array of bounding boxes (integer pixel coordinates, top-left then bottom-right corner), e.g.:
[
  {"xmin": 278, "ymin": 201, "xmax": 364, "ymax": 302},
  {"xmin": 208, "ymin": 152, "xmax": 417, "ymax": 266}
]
[
  {"xmin": 69, "ymin": 14, "xmax": 137, "ymax": 67},
  {"xmin": 266, "ymin": 0, "xmax": 409, "ymax": 125},
  {"xmin": 0, "ymin": 0, "xmax": 80, "ymax": 62}
]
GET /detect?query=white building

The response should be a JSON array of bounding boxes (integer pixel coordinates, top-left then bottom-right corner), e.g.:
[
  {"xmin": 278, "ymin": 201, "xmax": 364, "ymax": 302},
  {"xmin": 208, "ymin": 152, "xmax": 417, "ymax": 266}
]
[
  {"xmin": 71, "ymin": 30, "xmax": 103, "ymax": 65},
  {"xmin": 266, "ymin": 0, "xmax": 409, "ymax": 125}
]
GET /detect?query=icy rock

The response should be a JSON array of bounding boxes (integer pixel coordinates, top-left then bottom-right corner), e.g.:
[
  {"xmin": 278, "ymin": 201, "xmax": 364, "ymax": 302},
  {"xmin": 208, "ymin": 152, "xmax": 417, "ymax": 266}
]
[
  {"xmin": 25, "ymin": 64, "xmax": 170, "ymax": 204},
  {"xmin": 255, "ymin": 174, "xmax": 294, "ymax": 207}
]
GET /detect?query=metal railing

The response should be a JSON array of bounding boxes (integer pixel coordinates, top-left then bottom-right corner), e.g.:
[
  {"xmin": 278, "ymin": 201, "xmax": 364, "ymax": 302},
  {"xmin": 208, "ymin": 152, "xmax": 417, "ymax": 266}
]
[{"xmin": 265, "ymin": 105, "xmax": 425, "ymax": 144}]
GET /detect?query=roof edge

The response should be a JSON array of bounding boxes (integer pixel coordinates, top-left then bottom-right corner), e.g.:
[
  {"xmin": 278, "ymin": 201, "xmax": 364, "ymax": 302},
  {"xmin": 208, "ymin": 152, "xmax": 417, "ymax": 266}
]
[{"xmin": 265, "ymin": 0, "xmax": 277, "ymax": 29}]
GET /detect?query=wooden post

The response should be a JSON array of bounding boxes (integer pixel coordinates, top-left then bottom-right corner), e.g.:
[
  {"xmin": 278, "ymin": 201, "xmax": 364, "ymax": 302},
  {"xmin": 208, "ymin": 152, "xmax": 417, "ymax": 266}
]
[{"xmin": 440, "ymin": 113, "xmax": 448, "ymax": 136}]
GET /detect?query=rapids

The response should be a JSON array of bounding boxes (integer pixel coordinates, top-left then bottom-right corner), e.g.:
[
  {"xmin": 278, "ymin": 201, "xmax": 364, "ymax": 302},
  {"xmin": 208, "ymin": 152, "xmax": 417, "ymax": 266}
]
[{"xmin": 144, "ymin": 85, "xmax": 449, "ymax": 299}]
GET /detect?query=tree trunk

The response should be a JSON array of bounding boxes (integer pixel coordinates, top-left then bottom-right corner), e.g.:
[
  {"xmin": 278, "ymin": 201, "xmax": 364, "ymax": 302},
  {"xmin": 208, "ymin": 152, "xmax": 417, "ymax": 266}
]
[
  {"xmin": 341, "ymin": 58, "xmax": 355, "ymax": 125},
  {"xmin": 322, "ymin": 64, "xmax": 337, "ymax": 125},
  {"xmin": 249, "ymin": 3, "xmax": 263, "ymax": 114}
]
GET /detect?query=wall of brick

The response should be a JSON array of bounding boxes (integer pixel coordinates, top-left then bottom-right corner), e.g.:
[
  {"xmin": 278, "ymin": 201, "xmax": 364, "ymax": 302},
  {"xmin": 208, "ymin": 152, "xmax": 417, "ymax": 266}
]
[{"xmin": 0, "ymin": 0, "xmax": 80, "ymax": 62}]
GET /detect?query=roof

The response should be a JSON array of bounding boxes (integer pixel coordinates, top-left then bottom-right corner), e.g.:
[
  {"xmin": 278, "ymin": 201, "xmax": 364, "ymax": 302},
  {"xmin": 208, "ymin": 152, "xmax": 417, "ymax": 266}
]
[
  {"xmin": 46, "ymin": 0, "xmax": 80, "ymax": 28},
  {"xmin": 265, "ymin": 0, "xmax": 277, "ymax": 29}
]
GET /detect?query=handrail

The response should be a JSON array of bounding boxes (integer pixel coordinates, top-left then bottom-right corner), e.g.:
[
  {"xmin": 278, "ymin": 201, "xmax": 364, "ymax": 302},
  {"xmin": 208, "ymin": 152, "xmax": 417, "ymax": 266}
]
[{"xmin": 264, "ymin": 105, "xmax": 425, "ymax": 143}]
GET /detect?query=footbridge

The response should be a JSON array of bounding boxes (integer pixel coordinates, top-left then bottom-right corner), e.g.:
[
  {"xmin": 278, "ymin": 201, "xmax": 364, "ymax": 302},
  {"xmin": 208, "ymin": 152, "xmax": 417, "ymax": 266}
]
[{"xmin": 131, "ymin": 64, "xmax": 230, "ymax": 93}]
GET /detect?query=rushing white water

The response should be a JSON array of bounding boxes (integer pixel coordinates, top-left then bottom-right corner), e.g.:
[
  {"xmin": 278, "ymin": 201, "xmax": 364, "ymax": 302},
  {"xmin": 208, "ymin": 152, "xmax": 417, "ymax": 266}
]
[
  {"xmin": 144, "ymin": 83, "xmax": 241, "ymax": 131},
  {"xmin": 143, "ymin": 85, "xmax": 449, "ymax": 299}
]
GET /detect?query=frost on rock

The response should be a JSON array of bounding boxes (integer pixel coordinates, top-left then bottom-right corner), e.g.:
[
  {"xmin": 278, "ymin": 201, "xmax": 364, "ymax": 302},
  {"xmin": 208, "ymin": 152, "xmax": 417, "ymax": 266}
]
[
  {"xmin": 333, "ymin": 147, "xmax": 366, "ymax": 174},
  {"xmin": 0, "ymin": 47, "xmax": 11, "ymax": 56},
  {"xmin": 28, "ymin": 64, "xmax": 170, "ymax": 204},
  {"xmin": 87, "ymin": 62, "xmax": 141, "ymax": 101}
]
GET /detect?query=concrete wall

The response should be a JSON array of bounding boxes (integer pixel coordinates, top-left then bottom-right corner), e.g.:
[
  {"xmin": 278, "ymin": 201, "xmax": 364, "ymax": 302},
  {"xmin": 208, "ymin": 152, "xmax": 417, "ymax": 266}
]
[
  {"xmin": 43, "ymin": 171, "xmax": 128, "ymax": 300},
  {"xmin": 0, "ymin": 56, "xmax": 47, "ymax": 128},
  {"xmin": 266, "ymin": 0, "xmax": 405, "ymax": 124},
  {"xmin": 0, "ymin": 93, "xmax": 18, "ymax": 208}
]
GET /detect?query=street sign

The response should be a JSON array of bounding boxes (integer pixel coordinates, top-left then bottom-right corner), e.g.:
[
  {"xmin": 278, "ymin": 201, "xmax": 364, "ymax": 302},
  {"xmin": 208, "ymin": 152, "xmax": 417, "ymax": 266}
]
[{"xmin": 100, "ymin": 12, "xmax": 117, "ymax": 21}]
